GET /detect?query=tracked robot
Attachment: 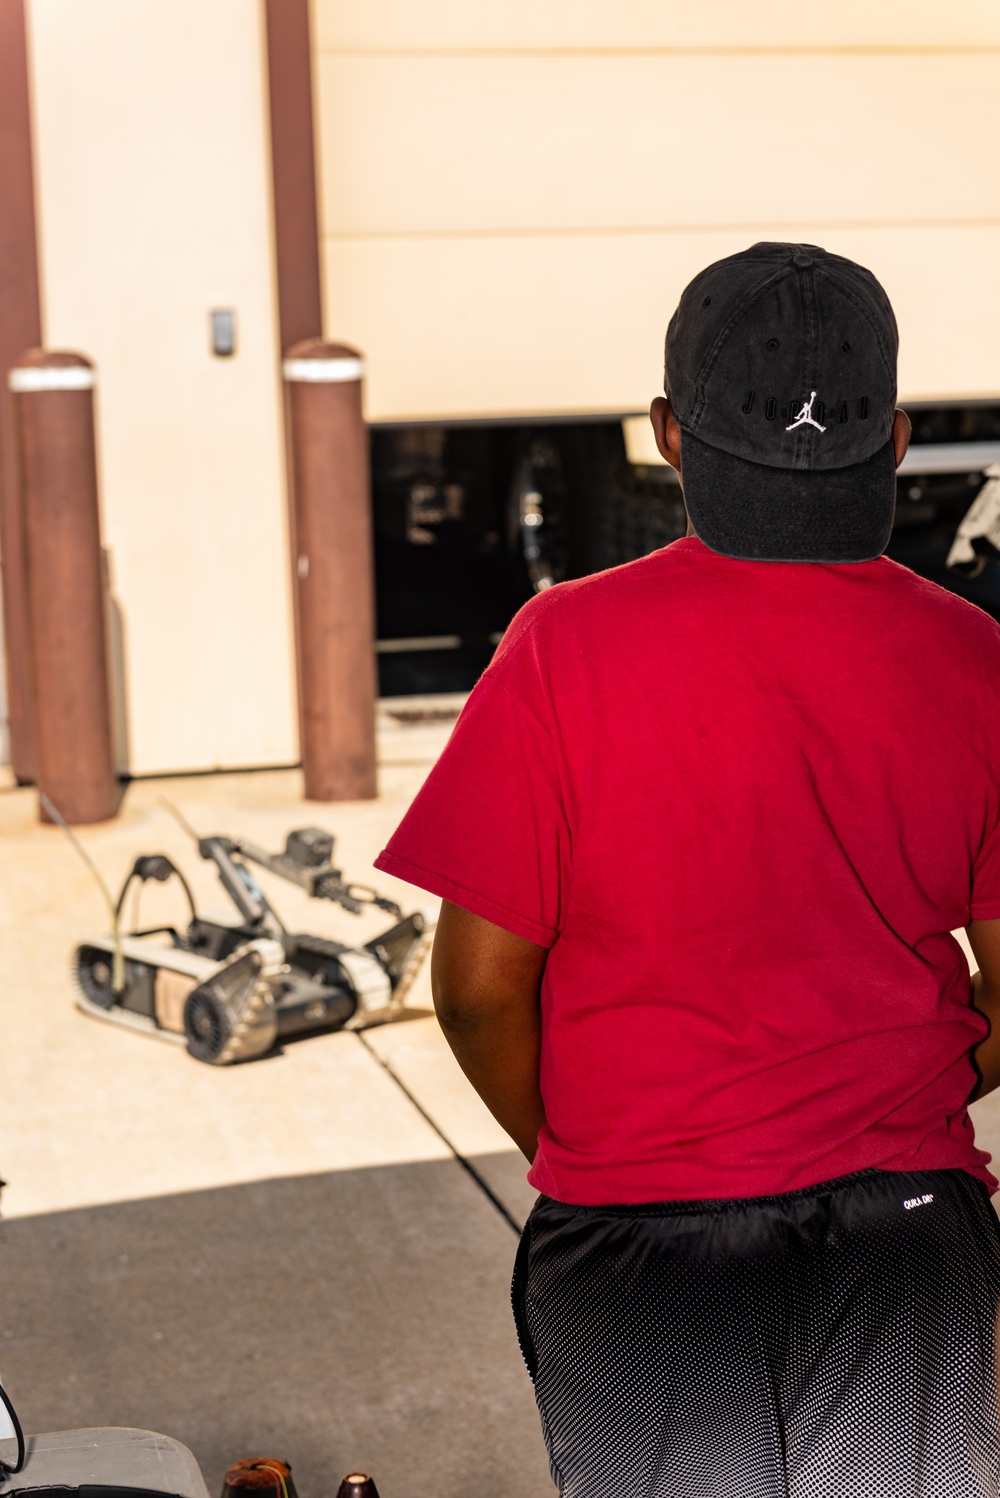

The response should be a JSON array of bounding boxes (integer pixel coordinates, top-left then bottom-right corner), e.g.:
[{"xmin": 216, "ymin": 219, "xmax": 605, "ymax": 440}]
[{"xmin": 72, "ymin": 822, "xmax": 432, "ymax": 1065}]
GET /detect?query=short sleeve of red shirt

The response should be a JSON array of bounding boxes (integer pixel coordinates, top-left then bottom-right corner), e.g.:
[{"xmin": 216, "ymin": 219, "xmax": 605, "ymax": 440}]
[
  {"xmin": 374, "ymin": 651, "xmax": 569, "ymax": 948},
  {"xmin": 971, "ymin": 812, "xmax": 1000, "ymax": 920}
]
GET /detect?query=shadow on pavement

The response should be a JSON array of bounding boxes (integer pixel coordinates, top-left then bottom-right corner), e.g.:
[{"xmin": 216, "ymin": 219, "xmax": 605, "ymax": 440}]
[{"xmin": 0, "ymin": 1157, "xmax": 552, "ymax": 1498}]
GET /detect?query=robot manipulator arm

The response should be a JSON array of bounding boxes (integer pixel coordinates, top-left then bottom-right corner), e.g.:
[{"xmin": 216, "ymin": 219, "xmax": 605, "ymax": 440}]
[{"xmin": 236, "ymin": 826, "xmax": 403, "ymax": 920}]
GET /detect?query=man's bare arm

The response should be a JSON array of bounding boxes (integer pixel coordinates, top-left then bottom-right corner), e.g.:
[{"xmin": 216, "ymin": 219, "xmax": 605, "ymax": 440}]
[
  {"xmin": 967, "ymin": 919, "xmax": 1000, "ymax": 1100},
  {"xmin": 431, "ymin": 900, "xmax": 548, "ymax": 1162}
]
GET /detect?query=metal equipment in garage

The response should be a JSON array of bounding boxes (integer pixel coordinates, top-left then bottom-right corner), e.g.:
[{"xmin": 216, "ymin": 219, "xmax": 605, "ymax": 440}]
[{"xmin": 372, "ymin": 404, "xmax": 1000, "ymax": 697}]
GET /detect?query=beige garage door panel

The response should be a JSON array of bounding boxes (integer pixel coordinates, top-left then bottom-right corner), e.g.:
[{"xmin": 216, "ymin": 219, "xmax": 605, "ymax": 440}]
[
  {"xmin": 324, "ymin": 226, "xmax": 1000, "ymax": 422},
  {"xmin": 313, "ymin": 0, "xmax": 1000, "ymax": 52},
  {"xmin": 316, "ymin": 55, "xmax": 1000, "ymax": 236}
]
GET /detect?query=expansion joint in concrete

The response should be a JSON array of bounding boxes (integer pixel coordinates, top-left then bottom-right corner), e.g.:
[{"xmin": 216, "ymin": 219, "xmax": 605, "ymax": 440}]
[{"xmin": 354, "ymin": 1030, "xmax": 522, "ymax": 1237}]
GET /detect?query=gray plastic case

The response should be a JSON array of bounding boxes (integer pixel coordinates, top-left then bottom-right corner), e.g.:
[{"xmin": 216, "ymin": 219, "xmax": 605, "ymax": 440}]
[{"xmin": 0, "ymin": 1428, "xmax": 210, "ymax": 1498}]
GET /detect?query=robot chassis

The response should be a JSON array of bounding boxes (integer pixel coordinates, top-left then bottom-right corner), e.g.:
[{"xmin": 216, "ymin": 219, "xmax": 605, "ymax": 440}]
[{"xmin": 73, "ymin": 825, "xmax": 433, "ymax": 1065}]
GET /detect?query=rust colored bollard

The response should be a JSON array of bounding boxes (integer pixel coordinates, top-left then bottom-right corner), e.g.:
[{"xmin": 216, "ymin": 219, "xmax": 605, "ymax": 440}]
[
  {"xmin": 284, "ymin": 339, "xmax": 377, "ymax": 801},
  {"xmin": 10, "ymin": 350, "xmax": 117, "ymax": 824}
]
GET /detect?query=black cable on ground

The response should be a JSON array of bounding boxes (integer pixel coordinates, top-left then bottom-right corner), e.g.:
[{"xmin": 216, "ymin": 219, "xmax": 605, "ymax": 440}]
[{"xmin": 354, "ymin": 1030, "xmax": 522, "ymax": 1237}]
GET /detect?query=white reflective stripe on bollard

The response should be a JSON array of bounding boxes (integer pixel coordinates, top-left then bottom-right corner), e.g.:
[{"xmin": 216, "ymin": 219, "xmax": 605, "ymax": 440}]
[
  {"xmin": 282, "ymin": 357, "xmax": 363, "ymax": 384},
  {"xmin": 9, "ymin": 366, "xmax": 96, "ymax": 393}
]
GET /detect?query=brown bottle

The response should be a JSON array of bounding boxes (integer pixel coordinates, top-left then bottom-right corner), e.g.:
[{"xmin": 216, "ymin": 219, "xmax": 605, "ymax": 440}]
[
  {"xmin": 220, "ymin": 1458, "xmax": 299, "ymax": 1498},
  {"xmin": 335, "ymin": 1475, "xmax": 380, "ymax": 1498}
]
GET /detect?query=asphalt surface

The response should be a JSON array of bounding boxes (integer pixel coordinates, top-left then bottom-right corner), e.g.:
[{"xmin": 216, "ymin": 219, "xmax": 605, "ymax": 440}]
[{"xmin": 0, "ymin": 1161, "xmax": 540, "ymax": 1498}]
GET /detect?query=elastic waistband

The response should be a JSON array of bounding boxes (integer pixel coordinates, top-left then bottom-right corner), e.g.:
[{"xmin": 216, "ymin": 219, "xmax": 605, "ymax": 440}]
[{"xmin": 537, "ymin": 1167, "xmax": 980, "ymax": 1220}]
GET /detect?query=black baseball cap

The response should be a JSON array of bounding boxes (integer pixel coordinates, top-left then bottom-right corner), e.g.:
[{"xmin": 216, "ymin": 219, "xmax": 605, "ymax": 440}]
[{"xmin": 664, "ymin": 242, "xmax": 899, "ymax": 563}]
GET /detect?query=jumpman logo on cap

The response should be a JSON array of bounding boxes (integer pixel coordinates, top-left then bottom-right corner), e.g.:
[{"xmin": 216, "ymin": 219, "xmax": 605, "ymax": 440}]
[{"xmin": 786, "ymin": 392, "xmax": 826, "ymax": 433}]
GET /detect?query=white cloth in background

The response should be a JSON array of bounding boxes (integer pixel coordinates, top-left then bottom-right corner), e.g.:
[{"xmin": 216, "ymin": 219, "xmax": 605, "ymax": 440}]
[{"xmin": 947, "ymin": 463, "xmax": 1000, "ymax": 576}]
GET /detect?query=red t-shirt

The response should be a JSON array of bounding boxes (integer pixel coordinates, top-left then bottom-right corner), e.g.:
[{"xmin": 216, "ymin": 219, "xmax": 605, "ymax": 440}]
[{"xmin": 376, "ymin": 538, "xmax": 1000, "ymax": 1204}]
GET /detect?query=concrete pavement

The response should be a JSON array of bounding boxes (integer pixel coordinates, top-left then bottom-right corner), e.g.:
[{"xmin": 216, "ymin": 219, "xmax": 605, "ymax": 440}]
[{"xmin": 0, "ymin": 698, "xmax": 553, "ymax": 1498}]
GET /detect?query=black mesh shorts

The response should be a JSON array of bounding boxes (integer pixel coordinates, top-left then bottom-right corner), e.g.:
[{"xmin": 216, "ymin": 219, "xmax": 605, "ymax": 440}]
[{"xmin": 511, "ymin": 1168, "xmax": 1000, "ymax": 1497}]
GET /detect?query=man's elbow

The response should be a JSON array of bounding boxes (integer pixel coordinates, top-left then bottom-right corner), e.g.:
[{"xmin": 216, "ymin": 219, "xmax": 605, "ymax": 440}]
[{"xmin": 432, "ymin": 982, "xmax": 494, "ymax": 1037}]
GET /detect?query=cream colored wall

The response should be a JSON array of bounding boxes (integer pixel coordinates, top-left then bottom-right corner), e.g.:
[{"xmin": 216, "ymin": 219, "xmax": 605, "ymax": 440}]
[
  {"xmin": 26, "ymin": 0, "xmax": 297, "ymax": 776},
  {"xmin": 311, "ymin": 1, "xmax": 1000, "ymax": 419}
]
